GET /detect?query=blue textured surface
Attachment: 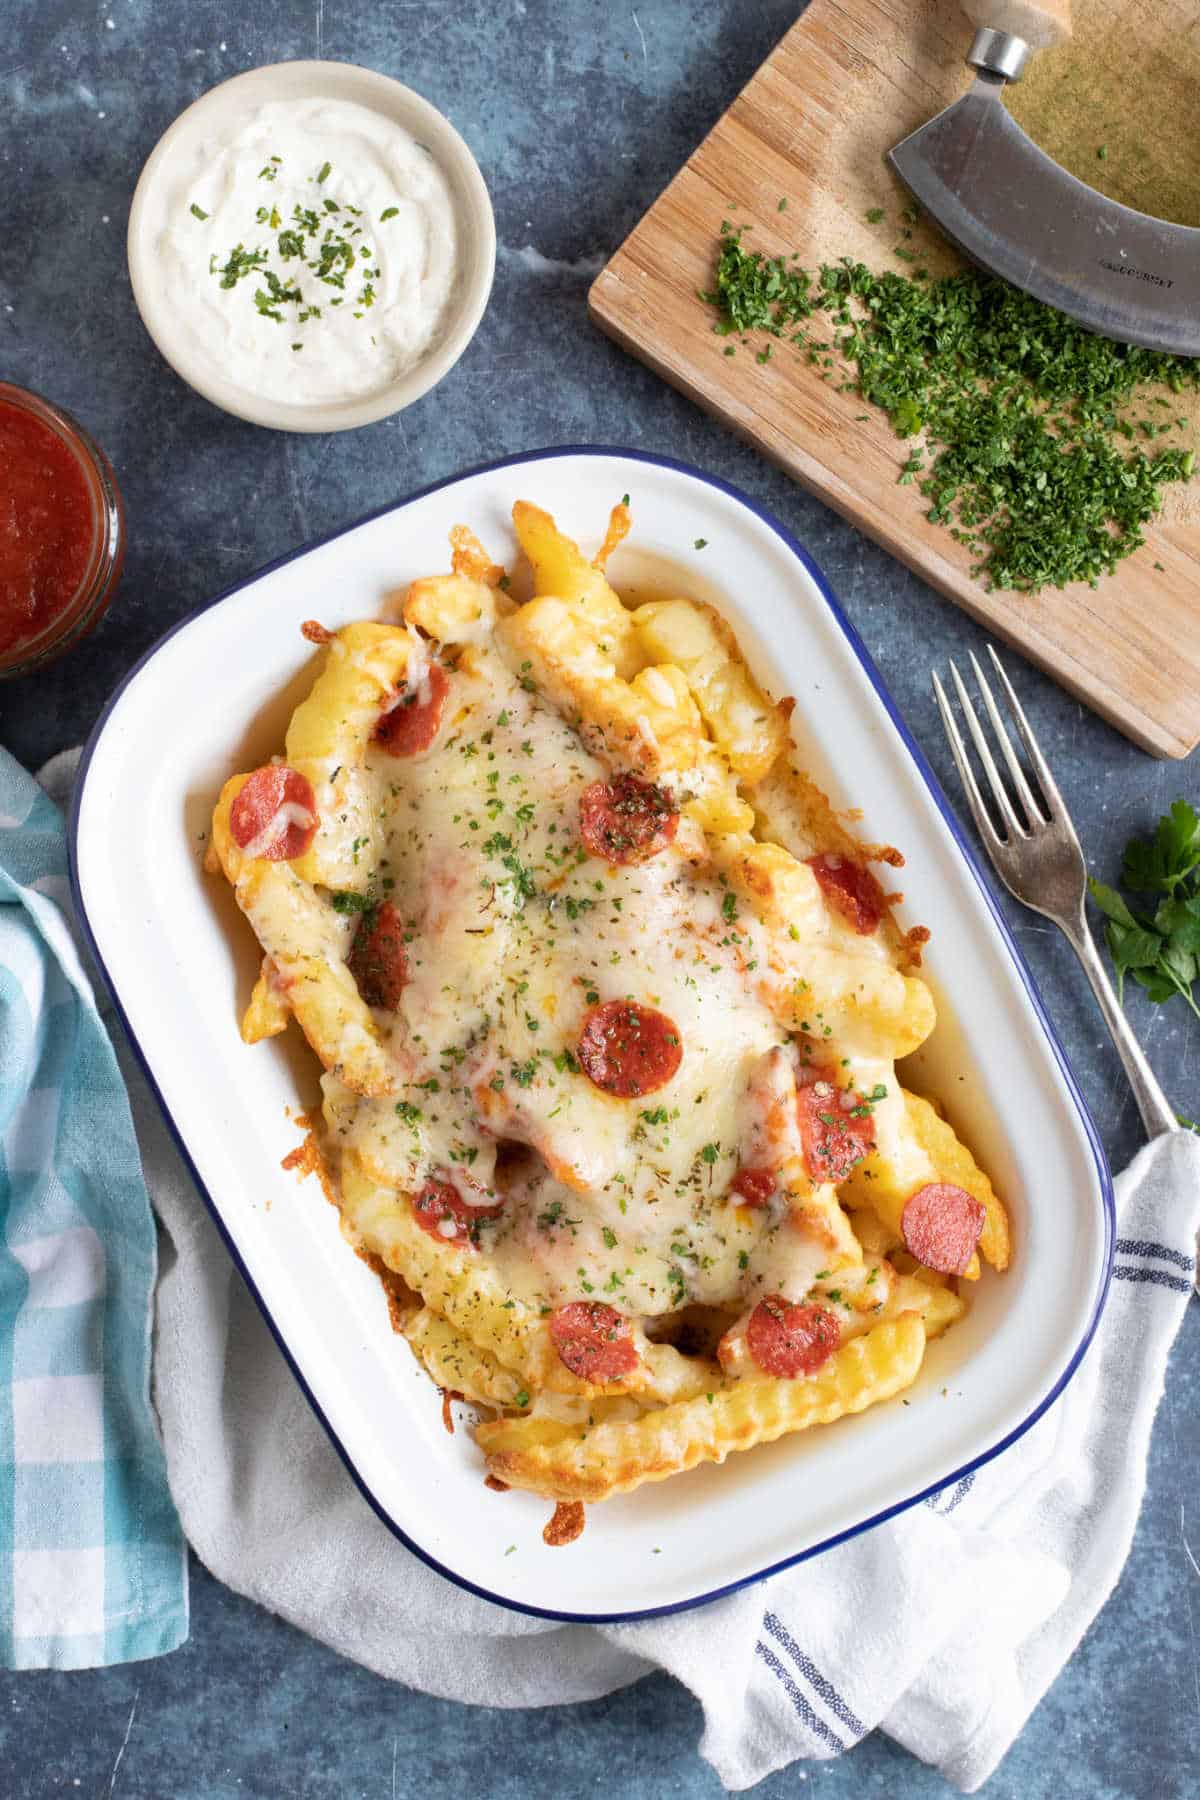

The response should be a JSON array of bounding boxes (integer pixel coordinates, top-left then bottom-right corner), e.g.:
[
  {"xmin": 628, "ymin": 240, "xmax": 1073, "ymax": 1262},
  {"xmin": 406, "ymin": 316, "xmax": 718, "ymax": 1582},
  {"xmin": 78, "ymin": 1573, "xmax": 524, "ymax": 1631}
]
[{"xmin": 1, "ymin": 1, "xmax": 1197, "ymax": 1793}]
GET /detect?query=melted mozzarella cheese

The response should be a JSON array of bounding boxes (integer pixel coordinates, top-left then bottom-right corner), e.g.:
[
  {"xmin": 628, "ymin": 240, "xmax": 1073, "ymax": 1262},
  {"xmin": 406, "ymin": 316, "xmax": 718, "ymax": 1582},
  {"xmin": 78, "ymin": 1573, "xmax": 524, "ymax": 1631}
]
[{"xmin": 319, "ymin": 639, "xmax": 905, "ymax": 1326}]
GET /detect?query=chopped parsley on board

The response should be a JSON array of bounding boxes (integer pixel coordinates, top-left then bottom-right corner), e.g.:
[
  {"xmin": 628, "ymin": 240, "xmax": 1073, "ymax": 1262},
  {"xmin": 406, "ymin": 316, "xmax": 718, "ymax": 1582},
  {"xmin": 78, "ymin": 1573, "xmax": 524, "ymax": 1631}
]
[{"xmin": 702, "ymin": 221, "xmax": 1199, "ymax": 593}]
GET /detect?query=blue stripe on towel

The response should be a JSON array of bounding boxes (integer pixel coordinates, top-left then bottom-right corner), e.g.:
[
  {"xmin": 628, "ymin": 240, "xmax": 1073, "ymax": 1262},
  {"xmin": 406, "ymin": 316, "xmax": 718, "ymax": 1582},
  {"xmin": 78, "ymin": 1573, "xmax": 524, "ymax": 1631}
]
[
  {"xmin": 754, "ymin": 1640, "xmax": 845, "ymax": 1752},
  {"xmin": 1114, "ymin": 1239, "xmax": 1193, "ymax": 1273},
  {"xmin": 762, "ymin": 1610, "xmax": 865, "ymax": 1738}
]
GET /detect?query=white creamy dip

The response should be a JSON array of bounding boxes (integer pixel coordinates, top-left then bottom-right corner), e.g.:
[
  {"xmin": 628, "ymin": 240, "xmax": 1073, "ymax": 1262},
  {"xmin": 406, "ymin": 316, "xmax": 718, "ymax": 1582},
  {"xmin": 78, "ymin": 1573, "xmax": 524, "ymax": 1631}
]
[{"xmin": 156, "ymin": 97, "xmax": 459, "ymax": 406}]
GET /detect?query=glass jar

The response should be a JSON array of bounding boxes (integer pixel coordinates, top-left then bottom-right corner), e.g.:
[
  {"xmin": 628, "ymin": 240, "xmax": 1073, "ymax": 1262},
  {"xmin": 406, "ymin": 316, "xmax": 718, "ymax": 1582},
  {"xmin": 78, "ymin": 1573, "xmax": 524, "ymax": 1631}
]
[{"xmin": 0, "ymin": 382, "xmax": 125, "ymax": 678}]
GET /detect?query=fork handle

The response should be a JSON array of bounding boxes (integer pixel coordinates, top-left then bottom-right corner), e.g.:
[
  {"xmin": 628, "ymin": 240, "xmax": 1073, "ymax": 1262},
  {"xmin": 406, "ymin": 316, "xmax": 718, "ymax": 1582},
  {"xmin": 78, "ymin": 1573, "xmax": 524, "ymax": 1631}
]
[{"xmin": 1063, "ymin": 915, "xmax": 1179, "ymax": 1139}]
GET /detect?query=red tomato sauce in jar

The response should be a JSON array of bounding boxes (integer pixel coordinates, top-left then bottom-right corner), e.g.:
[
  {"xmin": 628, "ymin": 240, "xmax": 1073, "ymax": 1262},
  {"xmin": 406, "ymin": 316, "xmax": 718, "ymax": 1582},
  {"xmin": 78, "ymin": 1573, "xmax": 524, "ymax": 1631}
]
[
  {"xmin": 0, "ymin": 401, "xmax": 96, "ymax": 659},
  {"xmin": 0, "ymin": 384, "xmax": 123, "ymax": 674}
]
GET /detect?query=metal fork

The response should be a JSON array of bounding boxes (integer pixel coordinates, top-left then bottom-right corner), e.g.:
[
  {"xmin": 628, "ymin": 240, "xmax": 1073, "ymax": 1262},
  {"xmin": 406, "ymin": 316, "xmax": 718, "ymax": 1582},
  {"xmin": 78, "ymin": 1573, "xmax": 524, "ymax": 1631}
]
[{"xmin": 932, "ymin": 645, "xmax": 1178, "ymax": 1144}]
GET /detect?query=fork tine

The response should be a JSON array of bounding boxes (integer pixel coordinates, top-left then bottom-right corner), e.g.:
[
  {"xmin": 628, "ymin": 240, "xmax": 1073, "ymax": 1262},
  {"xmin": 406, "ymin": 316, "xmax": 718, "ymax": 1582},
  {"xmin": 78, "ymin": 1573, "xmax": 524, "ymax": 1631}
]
[
  {"xmin": 931, "ymin": 671, "xmax": 1003, "ymax": 856},
  {"xmin": 985, "ymin": 645, "xmax": 1073, "ymax": 824},
  {"xmin": 967, "ymin": 651, "xmax": 1047, "ymax": 827},
  {"xmin": 947, "ymin": 659, "xmax": 1026, "ymax": 840}
]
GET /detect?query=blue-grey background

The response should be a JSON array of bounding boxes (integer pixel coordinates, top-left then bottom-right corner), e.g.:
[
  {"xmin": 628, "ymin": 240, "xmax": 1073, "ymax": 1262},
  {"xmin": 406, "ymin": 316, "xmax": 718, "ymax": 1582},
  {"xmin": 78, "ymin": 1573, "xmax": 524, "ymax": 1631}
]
[{"xmin": 1, "ymin": 1, "xmax": 1196, "ymax": 1794}]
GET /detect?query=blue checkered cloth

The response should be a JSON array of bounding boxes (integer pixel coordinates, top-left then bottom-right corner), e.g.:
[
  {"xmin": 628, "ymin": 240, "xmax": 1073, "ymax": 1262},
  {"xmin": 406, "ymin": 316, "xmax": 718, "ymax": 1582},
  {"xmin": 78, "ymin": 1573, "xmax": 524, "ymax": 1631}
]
[{"xmin": 0, "ymin": 747, "xmax": 187, "ymax": 1668}]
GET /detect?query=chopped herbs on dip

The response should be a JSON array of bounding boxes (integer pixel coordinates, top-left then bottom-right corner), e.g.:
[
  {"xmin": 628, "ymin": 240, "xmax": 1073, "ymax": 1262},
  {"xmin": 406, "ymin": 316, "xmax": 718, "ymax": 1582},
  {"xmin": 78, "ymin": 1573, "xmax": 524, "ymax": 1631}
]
[{"xmin": 163, "ymin": 96, "xmax": 459, "ymax": 406}]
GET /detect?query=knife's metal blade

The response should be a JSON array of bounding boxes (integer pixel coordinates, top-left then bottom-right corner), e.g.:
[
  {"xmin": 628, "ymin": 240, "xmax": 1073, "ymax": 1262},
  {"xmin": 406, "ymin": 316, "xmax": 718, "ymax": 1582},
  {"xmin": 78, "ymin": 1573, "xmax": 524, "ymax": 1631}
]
[{"xmin": 889, "ymin": 80, "xmax": 1200, "ymax": 358}]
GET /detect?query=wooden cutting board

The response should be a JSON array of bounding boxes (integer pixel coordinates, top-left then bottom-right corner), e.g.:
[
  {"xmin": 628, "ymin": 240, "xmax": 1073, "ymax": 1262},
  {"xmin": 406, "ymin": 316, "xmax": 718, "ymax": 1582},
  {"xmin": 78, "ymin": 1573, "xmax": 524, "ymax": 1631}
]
[{"xmin": 589, "ymin": 0, "xmax": 1200, "ymax": 758}]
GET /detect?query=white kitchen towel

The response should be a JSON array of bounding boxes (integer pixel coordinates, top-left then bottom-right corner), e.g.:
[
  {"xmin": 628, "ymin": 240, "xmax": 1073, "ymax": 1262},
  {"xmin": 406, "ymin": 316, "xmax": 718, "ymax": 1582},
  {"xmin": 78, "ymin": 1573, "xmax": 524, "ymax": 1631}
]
[
  {"xmin": 143, "ymin": 1123, "xmax": 1196, "ymax": 1792},
  {"xmin": 41, "ymin": 755, "xmax": 1199, "ymax": 1791}
]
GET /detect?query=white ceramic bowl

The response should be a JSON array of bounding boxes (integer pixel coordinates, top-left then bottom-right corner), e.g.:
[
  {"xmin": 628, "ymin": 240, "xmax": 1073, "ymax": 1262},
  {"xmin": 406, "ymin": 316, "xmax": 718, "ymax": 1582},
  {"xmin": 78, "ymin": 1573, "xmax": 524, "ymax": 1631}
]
[
  {"xmin": 127, "ymin": 61, "xmax": 495, "ymax": 432},
  {"xmin": 70, "ymin": 449, "xmax": 1113, "ymax": 1620}
]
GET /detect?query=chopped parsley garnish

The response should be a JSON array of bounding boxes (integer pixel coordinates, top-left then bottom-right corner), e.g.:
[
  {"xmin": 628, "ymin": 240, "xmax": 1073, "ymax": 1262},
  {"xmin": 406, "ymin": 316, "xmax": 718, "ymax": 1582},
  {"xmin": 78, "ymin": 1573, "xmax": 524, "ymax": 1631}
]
[
  {"xmin": 703, "ymin": 223, "xmax": 1200, "ymax": 591},
  {"xmin": 539, "ymin": 1203, "xmax": 580, "ymax": 1237},
  {"xmin": 213, "ymin": 244, "xmax": 269, "ymax": 289},
  {"xmin": 721, "ymin": 890, "xmax": 738, "ymax": 925},
  {"xmin": 499, "ymin": 853, "xmax": 538, "ymax": 905},
  {"xmin": 254, "ymin": 269, "xmax": 303, "ymax": 321},
  {"xmin": 602, "ymin": 1227, "xmax": 617, "ymax": 1249},
  {"xmin": 189, "ymin": 202, "xmax": 209, "ymax": 221},
  {"xmin": 314, "ymin": 233, "xmax": 355, "ymax": 286},
  {"xmin": 207, "ymin": 175, "xmax": 402, "ymax": 342},
  {"xmin": 394, "ymin": 1101, "xmax": 422, "ymax": 1125},
  {"xmin": 380, "ymin": 206, "xmax": 399, "ymax": 221},
  {"xmin": 700, "ymin": 1143, "xmax": 719, "ymax": 1165},
  {"xmin": 330, "ymin": 889, "xmax": 374, "ymax": 915}
]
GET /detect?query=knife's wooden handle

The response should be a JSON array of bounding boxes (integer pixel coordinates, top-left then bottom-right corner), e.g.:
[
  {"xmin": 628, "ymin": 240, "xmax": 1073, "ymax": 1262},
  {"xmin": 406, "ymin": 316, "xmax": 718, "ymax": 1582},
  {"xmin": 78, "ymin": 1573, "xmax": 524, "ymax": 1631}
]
[{"xmin": 961, "ymin": 0, "xmax": 1071, "ymax": 49}]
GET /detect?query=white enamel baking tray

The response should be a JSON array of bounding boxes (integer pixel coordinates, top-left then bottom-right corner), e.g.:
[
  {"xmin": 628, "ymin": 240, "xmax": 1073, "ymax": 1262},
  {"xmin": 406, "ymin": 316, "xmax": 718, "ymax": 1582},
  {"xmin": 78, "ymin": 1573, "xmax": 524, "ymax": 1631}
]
[{"xmin": 70, "ymin": 448, "xmax": 1113, "ymax": 1621}]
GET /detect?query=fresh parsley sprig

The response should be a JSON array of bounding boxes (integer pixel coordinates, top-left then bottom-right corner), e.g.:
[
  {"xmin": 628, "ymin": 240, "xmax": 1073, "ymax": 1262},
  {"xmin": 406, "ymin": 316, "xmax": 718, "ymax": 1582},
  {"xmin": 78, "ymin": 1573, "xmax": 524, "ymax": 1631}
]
[{"xmin": 1089, "ymin": 799, "xmax": 1200, "ymax": 1019}]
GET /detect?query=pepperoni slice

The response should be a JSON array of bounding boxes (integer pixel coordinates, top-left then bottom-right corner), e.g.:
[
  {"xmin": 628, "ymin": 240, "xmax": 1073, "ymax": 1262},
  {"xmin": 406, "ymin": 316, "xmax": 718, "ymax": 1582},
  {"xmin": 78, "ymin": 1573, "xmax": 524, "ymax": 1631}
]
[
  {"xmin": 577, "ymin": 1000, "xmax": 683, "ymax": 1098},
  {"xmin": 578, "ymin": 772, "xmax": 679, "ymax": 865},
  {"xmin": 230, "ymin": 766, "xmax": 317, "ymax": 862},
  {"xmin": 347, "ymin": 901, "xmax": 409, "ymax": 1010},
  {"xmin": 901, "ymin": 1182, "xmax": 986, "ymax": 1276},
  {"xmin": 550, "ymin": 1301, "xmax": 638, "ymax": 1384},
  {"xmin": 731, "ymin": 1166, "xmax": 776, "ymax": 1207},
  {"xmin": 746, "ymin": 1296, "xmax": 841, "ymax": 1379},
  {"xmin": 412, "ymin": 1178, "xmax": 502, "ymax": 1248},
  {"xmin": 373, "ymin": 662, "xmax": 449, "ymax": 756},
  {"xmin": 796, "ymin": 1068, "xmax": 876, "ymax": 1183},
  {"xmin": 807, "ymin": 852, "xmax": 885, "ymax": 935}
]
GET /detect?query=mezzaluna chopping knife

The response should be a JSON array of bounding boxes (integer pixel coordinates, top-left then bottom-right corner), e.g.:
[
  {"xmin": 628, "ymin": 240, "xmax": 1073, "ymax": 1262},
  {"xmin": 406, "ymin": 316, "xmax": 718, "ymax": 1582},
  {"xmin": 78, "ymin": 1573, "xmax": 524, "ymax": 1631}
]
[{"xmin": 888, "ymin": 0, "xmax": 1200, "ymax": 355}]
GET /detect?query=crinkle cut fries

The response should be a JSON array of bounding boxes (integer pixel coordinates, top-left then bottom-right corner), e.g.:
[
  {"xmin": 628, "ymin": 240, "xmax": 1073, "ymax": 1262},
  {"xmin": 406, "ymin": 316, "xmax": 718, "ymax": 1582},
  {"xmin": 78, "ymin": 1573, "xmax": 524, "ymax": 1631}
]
[{"xmin": 209, "ymin": 499, "xmax": 1009, "ymax": 1513}]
